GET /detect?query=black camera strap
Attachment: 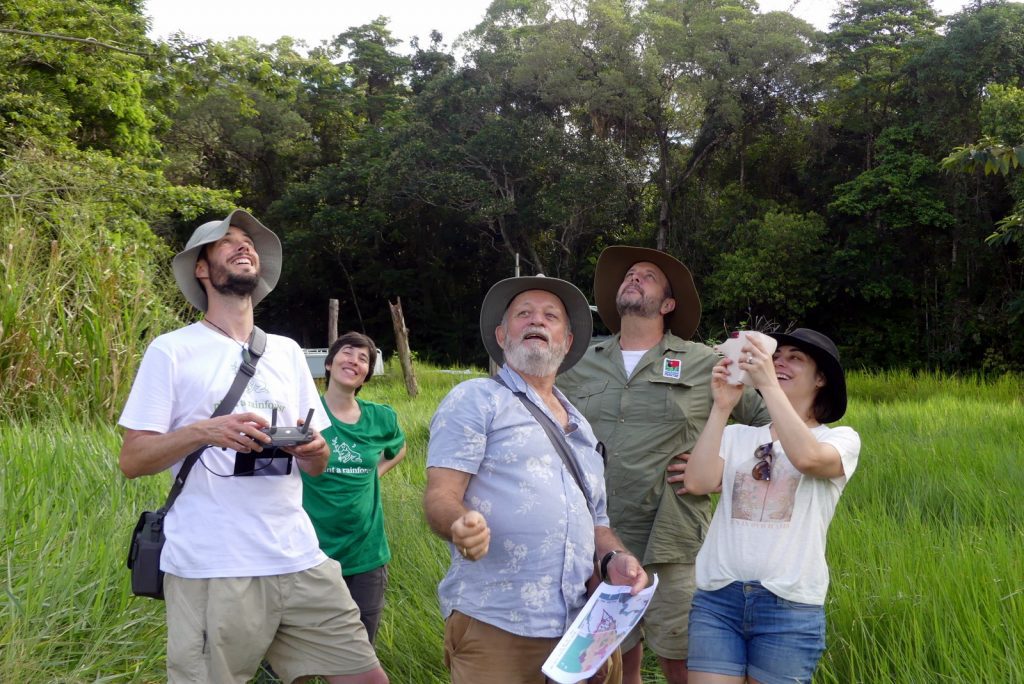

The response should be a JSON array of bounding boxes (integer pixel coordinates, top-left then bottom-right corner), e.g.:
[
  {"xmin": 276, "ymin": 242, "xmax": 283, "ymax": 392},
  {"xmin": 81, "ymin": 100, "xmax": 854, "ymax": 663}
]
[{"xmin": 159, "ymin": 326, "xmax": 267, "ymax": 513}]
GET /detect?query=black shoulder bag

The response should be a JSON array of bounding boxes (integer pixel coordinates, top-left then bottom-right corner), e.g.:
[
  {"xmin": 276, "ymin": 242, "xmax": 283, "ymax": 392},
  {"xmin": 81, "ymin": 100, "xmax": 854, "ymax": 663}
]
[{"xmin": 126, "ymin": 327, "xmax": 267, "ymax": 599}]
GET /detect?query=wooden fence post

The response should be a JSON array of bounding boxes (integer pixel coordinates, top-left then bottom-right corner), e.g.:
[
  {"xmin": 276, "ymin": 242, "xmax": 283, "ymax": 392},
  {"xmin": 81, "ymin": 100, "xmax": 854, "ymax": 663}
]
[
  {"xmin": 388, "ymin": 297, "xmax": 419, "ymax": 398},
  {"xmin": 328, "ymin": 298, "xmax": 339, "ymax": 347}
]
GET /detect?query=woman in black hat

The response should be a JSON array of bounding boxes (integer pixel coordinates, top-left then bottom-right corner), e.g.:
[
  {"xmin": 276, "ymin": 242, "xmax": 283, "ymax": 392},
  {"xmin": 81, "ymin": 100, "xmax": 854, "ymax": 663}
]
[{"xmin": 683, "ymin": 328, "xmax": 861, "ymax": 684}]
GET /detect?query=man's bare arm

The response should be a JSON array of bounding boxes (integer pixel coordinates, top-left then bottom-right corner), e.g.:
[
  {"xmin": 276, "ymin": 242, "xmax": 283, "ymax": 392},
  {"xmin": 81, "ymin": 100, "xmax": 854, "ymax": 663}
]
[
  {"xmin": 119, "ymin": 412, "xmax": 270, "ymax": 478},
  {"xmin": 423, "ymin": 467, "xmax": 490, "ymax": 560}
]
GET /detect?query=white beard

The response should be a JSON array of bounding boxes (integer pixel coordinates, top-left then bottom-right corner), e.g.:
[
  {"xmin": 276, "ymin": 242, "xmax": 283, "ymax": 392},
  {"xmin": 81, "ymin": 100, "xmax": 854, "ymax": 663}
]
[{"xmin": 503, "ymin": 327, "xmax": 569, "ymax": 376}]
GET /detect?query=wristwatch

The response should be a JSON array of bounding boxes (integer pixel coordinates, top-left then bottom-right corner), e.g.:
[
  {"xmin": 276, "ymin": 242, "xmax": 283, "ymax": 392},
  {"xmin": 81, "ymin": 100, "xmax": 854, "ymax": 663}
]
[{"xmin": 599, "ymin": 549, "xmax": 623, "ymax": 581}]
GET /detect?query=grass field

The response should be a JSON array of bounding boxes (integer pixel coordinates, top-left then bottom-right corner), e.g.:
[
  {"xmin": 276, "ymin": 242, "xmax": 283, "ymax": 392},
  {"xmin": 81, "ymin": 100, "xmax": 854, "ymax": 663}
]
[{"xmin": 2, "ymin": 366, "xmax": 1022, "ymax": 682}]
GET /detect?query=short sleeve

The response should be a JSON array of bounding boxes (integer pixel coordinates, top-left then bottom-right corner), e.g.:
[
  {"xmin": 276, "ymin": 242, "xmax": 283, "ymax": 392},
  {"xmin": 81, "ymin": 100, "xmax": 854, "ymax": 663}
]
[
  {"xmin": 426, "ymin": 381, "xmax": 492, "ymax": 475},
  {"xmin": 119, "ymin": 343, "xmax": 175, "ymax": 433},
  {"xmin": 822, "ymin": 425, "xmax": 861, "ymax": 485}
]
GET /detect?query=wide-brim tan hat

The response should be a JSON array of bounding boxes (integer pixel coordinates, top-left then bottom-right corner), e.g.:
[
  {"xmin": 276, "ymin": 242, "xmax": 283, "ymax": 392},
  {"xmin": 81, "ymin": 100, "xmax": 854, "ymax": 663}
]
[
  {"xmin": 479, "ymin": 275, "xmax": 593, "ymax": 374},
  {"xmin": 593, "ymin": 246, "xmax": 701, "ymax": 339},
  {"xmin": 171, "ymin": 209, "xmax": 282, "ymax": 312}
]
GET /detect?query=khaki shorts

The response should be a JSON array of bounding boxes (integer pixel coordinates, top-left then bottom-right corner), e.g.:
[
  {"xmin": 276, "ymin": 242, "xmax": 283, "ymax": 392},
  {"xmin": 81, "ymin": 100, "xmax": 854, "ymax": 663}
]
[
  {"xmin": 165, "ymin": 558, "xmax": 379, "ymax": 683},
  {"xmin": 620, "ymin": 562, "xmax": 696, "ymax": 660},
  {"xmin": 444, "ymin": 611, "xmax": 559, "ymax": 684}
]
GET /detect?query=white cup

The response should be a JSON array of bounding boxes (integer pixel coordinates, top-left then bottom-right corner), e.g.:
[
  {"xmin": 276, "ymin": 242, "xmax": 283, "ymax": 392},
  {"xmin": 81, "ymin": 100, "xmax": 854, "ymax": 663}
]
[{"xmin": 715, "ymin": 331, "xmax": 778, "ymax": 386}]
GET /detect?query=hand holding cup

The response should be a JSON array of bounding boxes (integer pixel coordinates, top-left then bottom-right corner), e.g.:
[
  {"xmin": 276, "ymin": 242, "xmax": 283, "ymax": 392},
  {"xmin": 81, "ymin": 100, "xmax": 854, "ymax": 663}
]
[{"xmin": 716, "ymin": 331, "xmax": 777, "ymax": 386}]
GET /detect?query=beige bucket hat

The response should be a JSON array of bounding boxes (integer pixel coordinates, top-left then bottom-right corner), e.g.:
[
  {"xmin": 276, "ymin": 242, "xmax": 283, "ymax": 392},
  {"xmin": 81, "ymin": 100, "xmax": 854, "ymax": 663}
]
[{"xmin": 171, "ymin": 209, "xmax": 282, "ymax": 312}]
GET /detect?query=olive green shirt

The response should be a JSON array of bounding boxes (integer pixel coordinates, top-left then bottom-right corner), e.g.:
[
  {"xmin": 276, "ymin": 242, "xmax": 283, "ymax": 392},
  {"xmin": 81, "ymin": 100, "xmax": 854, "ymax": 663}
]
[{"xmin": 558, "ymin": 332, "xmax": 770, "ymax": 564}]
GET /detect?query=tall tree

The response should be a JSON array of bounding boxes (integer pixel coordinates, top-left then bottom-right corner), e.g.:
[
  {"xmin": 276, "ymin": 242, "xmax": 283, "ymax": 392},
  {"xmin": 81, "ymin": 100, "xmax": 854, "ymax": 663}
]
[
  {"xmin": 158, "ymin": 37, "xmax": 324, "ymax": 215},
  {"xmin": 0, "ymin": 0, "xmax": 160, "ymax": 154},
  {"xmin": 522, "ymin": 0, "xmax": 821, "ymax": 250},
  {"xmin": 319, "ymin": 18, "xmax": 412, "ymax": 128},
  {"xmin": 822, "ymin": 0, "xmax": 942, "ymax": 170}
]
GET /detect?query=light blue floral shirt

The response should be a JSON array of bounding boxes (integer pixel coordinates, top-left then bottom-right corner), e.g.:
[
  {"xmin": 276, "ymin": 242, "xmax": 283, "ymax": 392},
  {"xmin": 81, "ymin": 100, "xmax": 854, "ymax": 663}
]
[{"xmin": 427, "ymin": 365, "xmax": 610, "ymax": 638}]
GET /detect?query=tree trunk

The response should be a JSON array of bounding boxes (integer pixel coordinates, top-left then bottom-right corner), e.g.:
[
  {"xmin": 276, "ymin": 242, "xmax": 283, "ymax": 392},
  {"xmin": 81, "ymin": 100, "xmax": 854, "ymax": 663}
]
[
  {"xmin": 656, "ymin": 129, "xmax": 672, "ymax": 251},
  {"xmin": 388, "ymin": 297, "xmax": 419, "ymax": 398},
  {"xmin": 336, "ymin": 256, "xmax": 365, "ymax": 333}
]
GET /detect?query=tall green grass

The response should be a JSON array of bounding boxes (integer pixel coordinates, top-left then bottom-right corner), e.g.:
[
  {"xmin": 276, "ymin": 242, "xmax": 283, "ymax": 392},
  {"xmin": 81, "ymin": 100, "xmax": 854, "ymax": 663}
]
[
  {"xmin": 2, "ymin": 368, "xmax": 1021, "ymax": 682},
  {"xmin": 1, "ymin": 418, "xmax": 167, "ymax": 681},
  {"xmin": 818, "ymin": 375, "xmax": 1024, "ymax": 683},
  {"xmin": 0, "ymin": 142, "xmax": 230, "ymax": 423}
]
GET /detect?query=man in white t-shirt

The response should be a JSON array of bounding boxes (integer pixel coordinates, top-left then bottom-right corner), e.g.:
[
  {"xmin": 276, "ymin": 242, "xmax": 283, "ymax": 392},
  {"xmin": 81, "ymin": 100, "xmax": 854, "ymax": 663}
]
[{"xmin": 118, "ymin": 209, "xmax": 387, "ymax": 684}]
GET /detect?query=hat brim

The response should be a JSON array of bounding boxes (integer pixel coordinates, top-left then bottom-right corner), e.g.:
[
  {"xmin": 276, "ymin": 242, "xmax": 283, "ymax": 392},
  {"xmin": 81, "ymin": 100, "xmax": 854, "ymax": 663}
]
[
  {"xmin": 479, "ymin": 276, "xmax": 593, "ymax": 374},
  {"xmin": 593, "ymin": 246, "xmax": 701, "ymax": 339},
  {"xmin": 171, "ymin": 209, "xmax": 282, "ymax": 312},
  {"xmin": 770, "ymin": 331, "xmax": 847, "ymax": 423}
]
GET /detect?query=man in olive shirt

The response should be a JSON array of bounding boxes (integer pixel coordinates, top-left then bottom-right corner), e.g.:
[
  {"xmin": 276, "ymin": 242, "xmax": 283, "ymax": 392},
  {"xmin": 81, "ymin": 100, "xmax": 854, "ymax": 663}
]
[{"xmin": 558, "ymin": 246, "xmax": 769, "ymax": 684}]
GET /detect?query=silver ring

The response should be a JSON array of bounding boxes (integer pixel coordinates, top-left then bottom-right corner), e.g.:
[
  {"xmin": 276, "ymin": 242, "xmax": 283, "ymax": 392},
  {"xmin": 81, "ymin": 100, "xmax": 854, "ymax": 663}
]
[{"xmin": 747, "ymin": 355, "xmax": 754, "ymax": 364}]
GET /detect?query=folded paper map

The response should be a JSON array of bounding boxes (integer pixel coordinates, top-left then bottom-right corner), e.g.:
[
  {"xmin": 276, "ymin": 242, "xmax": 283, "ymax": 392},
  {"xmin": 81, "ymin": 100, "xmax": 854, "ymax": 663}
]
[{"xmin": 542, "ymin": 574, "xmax": 659, "ymax": 683}]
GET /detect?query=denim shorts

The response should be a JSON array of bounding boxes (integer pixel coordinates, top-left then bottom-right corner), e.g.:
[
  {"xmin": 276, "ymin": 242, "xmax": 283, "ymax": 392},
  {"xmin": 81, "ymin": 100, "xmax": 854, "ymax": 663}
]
[{"xmin": 687, "ymin": 581, "xmax": 825, "ymax": 684}]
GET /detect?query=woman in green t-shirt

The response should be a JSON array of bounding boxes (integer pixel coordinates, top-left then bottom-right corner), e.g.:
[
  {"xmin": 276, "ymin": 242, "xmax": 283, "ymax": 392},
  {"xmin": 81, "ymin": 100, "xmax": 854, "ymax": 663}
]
[{"xmin": 301, "ymin": 332, "xmax": 406, "ymax": 644}]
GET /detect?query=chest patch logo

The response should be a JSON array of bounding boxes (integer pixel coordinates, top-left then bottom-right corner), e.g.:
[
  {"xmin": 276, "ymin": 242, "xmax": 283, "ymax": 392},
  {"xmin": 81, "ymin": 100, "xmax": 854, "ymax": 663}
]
[{"xmin": 662, "ymin": 358, "xmax": 681, "ymax": 379}]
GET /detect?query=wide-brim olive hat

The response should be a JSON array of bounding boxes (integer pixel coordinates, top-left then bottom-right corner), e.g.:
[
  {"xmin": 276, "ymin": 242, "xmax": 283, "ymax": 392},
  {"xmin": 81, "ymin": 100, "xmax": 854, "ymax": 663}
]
[
  {"xmin": 171, "ymin": 209, "xmax": 282, "ymax": 312},
  {"xmin": 479, "ymin": 275, "xmax": 593, "ymax": 374},
  {"xmin": 593, "ymin": 246, "xmax": 701, "ymax": 339},
  {"xmin": 769, "ymin": 328, "xmax": 848, "ymax": 423}
]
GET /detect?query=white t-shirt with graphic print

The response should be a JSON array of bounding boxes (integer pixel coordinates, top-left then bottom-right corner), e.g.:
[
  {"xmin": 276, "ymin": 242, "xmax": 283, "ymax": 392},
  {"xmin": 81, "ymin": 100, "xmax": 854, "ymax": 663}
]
[
  {"xmin": 695, "ymin": 422, "xmax": 860, "ymax": 605},
  {"xmin": 119, "ymin": 322, "xmax": 330, "ymax": 579}
]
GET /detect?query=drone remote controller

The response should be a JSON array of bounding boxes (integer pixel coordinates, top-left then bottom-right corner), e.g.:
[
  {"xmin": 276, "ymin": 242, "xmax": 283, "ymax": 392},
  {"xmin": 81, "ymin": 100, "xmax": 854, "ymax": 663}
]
[{"xmin": 259, "ymin": 408, "xmax": 316, "ymax": 447}]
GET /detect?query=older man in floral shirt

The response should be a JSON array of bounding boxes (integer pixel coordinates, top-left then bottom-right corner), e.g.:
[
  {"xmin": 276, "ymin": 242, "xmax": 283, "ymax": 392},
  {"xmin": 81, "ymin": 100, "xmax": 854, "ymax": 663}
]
[{"xmin": 424, "ymin": 275, "xmax": 647, "ymax": 683}]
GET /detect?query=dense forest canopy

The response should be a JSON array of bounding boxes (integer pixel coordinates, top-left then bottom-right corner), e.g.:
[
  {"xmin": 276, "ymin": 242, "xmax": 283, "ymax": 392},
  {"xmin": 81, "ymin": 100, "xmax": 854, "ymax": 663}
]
[{"xmin": 1, "ymin": 0, "xmax": 1022, "ymax": 420}]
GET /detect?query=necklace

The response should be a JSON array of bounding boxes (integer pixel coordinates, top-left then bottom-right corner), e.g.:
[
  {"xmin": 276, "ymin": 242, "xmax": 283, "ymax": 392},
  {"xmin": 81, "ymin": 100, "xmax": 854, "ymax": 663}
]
[{"xmin": 202, "ymin": 318, "xmax": 250, "ymax": 349}]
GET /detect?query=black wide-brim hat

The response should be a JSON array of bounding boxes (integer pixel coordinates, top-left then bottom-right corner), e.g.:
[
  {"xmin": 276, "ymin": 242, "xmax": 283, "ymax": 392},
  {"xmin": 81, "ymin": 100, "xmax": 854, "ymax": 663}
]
[
  {"xmin": 593, "ymin": 246, "xmax": 701, "ymax": 339},
  {"xmin": 769, "ymin": 328, "xmax": 848, "ymax": 423},
  {"xmin": 479, "ymin": 275, "xmax": 593, "ymax": 374}
]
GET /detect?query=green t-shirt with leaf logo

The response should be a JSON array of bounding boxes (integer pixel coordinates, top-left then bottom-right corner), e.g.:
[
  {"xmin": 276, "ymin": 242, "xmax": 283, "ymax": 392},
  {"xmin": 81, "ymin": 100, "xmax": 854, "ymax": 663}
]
[{"xmin": 301, "ymin": 396, "xmax": 405, "ymax": 576}]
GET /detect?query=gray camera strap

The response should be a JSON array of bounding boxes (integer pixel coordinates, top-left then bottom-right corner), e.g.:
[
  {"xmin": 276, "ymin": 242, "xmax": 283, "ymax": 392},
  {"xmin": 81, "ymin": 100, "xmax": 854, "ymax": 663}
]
[
  {"xmin": 159, "ymin": 326, "xmax": 267, "ymax": 513},
  {"xmin": 491, "ymin": 374, "xmax": 596, "ymax": 519}
]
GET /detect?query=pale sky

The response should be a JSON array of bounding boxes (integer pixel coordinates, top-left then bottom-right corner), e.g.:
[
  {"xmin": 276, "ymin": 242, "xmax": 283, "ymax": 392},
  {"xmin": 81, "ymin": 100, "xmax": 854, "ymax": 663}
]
[{"xmin": 145, "ymin": 0, "xmax": 983, "ymax": 52}]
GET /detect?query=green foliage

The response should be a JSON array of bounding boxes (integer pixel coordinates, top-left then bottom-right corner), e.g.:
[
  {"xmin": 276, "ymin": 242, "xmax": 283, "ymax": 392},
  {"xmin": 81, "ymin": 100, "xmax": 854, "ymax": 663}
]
[
  {"xmin": 0, "ymin": 141, "xmax": 233, "ymax": 423},
  {"xmin": 943, "ymin": 135, "xmax": 1024, "ymax": 178},
  {"xmin": 819, "ymin": 373, "xmax": 1024, "ymax": 682},
  {"xmin": 158, "ymin": 37, "xmax": 330, "ymax": 214},
  {"xmin": 706, "ymin": 210, "xmax": 828, "ymax": 324},
  {"xmin": 831, "ymin": 125, "xmax": 953, "ymax": 232},
  {"xmin": 3, "ymin": 0, "xmax": 1024, "ymax": 382},
  {"xmin": 0, "ymin": 420, "xmax": 167, "ymax": 681},
  {"xmin": 323, "ymin": 18, "xmax": 412, "ymax": 127},
  {"xmin": 820, "ymin": 0, "xmax": 943, "ymax": 180},
  {"xmin": 0, "ymin": 0, "xmax": 161, "ymax": 155},
  {"xmin": 942, "ymin": 84, "xmax": 1024, "ymax": 246},
  {"xmin": 979, "ymin": 83, "xmax": 1024, "ymax": 145}
]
